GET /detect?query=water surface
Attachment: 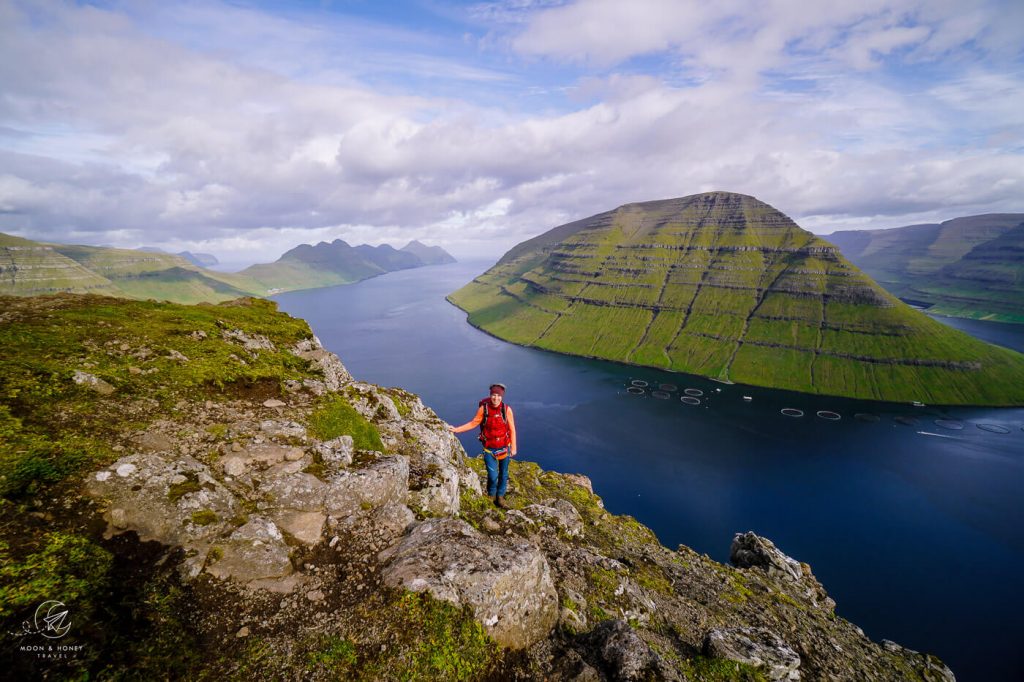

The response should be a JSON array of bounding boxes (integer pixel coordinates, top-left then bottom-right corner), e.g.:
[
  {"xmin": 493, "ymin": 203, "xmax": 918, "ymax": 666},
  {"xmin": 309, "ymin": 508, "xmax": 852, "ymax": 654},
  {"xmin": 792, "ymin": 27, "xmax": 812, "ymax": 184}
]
[{"xmin": 275, "ymin": 262, "xmax": 1024, "ymax": 681}]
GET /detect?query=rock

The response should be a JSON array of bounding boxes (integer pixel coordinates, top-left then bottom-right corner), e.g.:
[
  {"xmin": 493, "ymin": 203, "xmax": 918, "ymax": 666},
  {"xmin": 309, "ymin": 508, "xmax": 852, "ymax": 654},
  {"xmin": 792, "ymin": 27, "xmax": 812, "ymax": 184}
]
[
  {"xmin": 325, "ymin": 456, "xmax": 409, "ymax": 518},
  {"xmin": 263, "ymin": 399, "xmax": 286, "ymax": 408},
  {"xmin": 222, "ymin": 456, "xmax": 246, "ymax": 477},
  {"xmin": 881, "ymin": 641, "xmax": 956, "ymax": 682},
  {"xmin": 205, "ymin": 517, "xmax": 293, "ymax": 583},
  {"xmin": 730, "ymin": 532, "xmax": 803, "ymax": 582},
  {"xmin": 260, "ymin": 419, "xmax": 305, "ymax": 440},
  {"xmin": 408, "ymin": 453, "xmax": 461, "ymax": 516},
  {"xmin": 703, "ymin": 627, "xmax": 801, "ymax": 681},
  {"xmin": 564, "ymin": 473, "xmax": 594, "ymax": 493},
  {"xmin": 367, "ymin": 501, "xmax": 415, "ymax": 541},
  {"xmin": 72, "ymin": 370, "xmax": 115, "ymax": 395},
  {"xmin": 85, "ymin": 453, "xmax": 235, "ymax": 546},
  {"xmin": 110, "ymin": 508, "xmax": 128, "ymax": 528},
  {"xmin": 134, "ymin": 430, "xmax": 175, "ymax": 453},
  {"xmin": 236, "ymin": 626, "xmax": 249, "ymax": 638},
  {"xmin": 292, "ymin": 337, "xmax": 352, "ymax": 390},
  {"xmin": 223, "ymin": 328, "xmax": 275, "ymax": 351},
  {"xmin": 317, "ymin": 435, "xmax": 354, "ymax": 468},
  {"xmin": 379, "ymin": 518, "xmax": 558, "ymax": 649},
  {"xmin": 523, "ymin": 499, "xmax": 584, "ymax": 537},
  {"xmin": 306, "ymin": 589, "xmax": 325, "ymax": 602},
  {"xmin": 234, "ymin": 442, "xmax": 301, "ymax": 468},
  {"xmin": 167, "ymin": 349, "xmax": 189, "ymax": 362},
  {"xmin": 272, "ymin": 510, "xmax": 326, "ymax": 547},
  {"xmin": 261, "ymin": 473, "xmax": 327, "ymax": 512},
  {"xmin": 585, "ymin": 620, "xmax": 659, "ymax": 682}
]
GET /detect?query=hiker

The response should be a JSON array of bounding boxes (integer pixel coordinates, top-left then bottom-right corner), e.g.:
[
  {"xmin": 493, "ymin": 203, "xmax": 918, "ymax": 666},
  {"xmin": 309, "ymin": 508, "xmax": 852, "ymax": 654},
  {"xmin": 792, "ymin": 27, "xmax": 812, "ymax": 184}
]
[{"xmin": 449, "ymin": 383, "xmax": 517, "ymax": 509}]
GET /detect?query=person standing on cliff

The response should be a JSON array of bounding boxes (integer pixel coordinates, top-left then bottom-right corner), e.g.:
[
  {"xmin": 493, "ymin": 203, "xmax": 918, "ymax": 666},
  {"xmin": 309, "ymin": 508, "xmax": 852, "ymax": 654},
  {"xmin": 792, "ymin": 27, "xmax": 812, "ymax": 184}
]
[{"xmin": 449, "ymin": 383, "xmax": 517, "ymax": 509}]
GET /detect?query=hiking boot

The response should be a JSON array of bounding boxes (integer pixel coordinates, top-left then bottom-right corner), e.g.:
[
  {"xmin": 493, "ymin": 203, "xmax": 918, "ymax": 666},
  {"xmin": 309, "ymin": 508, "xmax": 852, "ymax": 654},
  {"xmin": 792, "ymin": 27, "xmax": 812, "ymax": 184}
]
[{"xmin": 494, "ymin": 495, "xmax": 508, "ymax": 509}]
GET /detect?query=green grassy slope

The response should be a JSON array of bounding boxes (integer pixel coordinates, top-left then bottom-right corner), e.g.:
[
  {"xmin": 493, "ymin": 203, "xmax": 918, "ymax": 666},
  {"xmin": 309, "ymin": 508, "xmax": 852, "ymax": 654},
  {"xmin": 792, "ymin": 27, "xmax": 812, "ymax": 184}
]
[
  {"xmin": 450, "ymin": 192, "xmax": 1024, "ymax": 405},
  {"xmin": 826, "ymin": 214, "xmax": 1024, "ymax": 321},
  {"xmin": 1, "ymin": 235, "xmax": 121, "ymax": 297}
]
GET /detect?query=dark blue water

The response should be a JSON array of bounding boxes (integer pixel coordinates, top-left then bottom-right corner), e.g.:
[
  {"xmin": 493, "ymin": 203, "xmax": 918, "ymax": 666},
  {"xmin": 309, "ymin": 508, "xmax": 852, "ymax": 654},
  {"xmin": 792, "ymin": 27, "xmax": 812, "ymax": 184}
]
[{"xmin": 275, "ymin": 262, "xmax": 1024, "ymax": 681}]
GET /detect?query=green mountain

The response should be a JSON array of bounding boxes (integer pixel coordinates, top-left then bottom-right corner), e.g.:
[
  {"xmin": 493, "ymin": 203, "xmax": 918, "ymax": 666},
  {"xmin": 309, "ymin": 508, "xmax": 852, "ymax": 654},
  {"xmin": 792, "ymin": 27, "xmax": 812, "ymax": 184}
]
[
  {"xmin": 825, "ymin": 214, "xmax": 1024, "ymax": 322},
  {"xmin": 1, "ymin": 233, "xmax": 122, "ymax": 297},
  {"xmin": 240, "ymin": 239, "xmax": 455, "ymax": 294},
  {"xmin": 401, "ymin": 239, "xmax": 457, "ymax": 265},
  {"xmin": 449, "ymin": 192, "xmax": 1024, "ymax": 405}
]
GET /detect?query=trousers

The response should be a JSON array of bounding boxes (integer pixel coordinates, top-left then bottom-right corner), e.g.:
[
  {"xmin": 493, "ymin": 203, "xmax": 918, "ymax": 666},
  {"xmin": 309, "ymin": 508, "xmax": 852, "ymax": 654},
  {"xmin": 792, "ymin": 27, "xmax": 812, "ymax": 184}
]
[{"xmin": 483, "ymin": 448, "xmax": 510, "ymax": 497}]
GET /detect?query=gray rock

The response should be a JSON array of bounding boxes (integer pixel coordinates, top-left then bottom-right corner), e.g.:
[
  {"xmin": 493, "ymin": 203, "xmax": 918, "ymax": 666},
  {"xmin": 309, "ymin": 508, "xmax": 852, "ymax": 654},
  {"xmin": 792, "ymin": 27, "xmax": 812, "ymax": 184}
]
[
  {"xmin": 292, "ymin": 337, "xmax": 352, "ymax": 390},
  {"xmin": 260, "ymin": 419, "xmax": 305, "ymax": 439},
  {"xmin": 408, "ymin": 453, "xmax": 461, "ymax": 516},
  {"xmin": 234, "ymin": 442, "xmax": 304, "ymax": 468},
  {"xmin": 881, "ymin": 641, "xmax": 956, "ymax": 682},
  {"xmin": 586, "ymin": 620, "xmax": 658, "ymax": 682},
  {"xmin": 206, "ymin": 517, "xmax": 293, "ymax": 583},
  {"xmin": 379, "ymin": 518, "xmax": 558, "ymax": 649},
  {"xmin": 223, "ymin": 328, "xmax": 276, "ymax": 351},
  {"xmin": 72, "ymin": 370, "xmax": 114, "ymax": 395},
  {"xmin": 523, "ymin": 499, "xmax": 584, "ymax": 537},
  {"xmin": 369, "ymin": 501, "xmax": 416, "ymax": 541},
  {"xmin": 272, "ymin": 510, "xmax": 326, "ymax": 546},
  {"xmin": 564, "ymin": 473, "xmax": 594, "ymax": 494},
  {"xmin": 262, "ymin": 399, "xmax": 286, "ymax": 408},
  {"xmin": 133, "ymin": 430, "xmax": 176, "ymax": 453},
  {"xmin": 317, "ymin": 435, "xmax": 354, "ymax": 468},
  {"xmin": 324, "ymin": 456, "xmax": 409, "ymax": 518},
  {"xmin": 261, "ymin": 472, "xmax": 327, "ymax": 512},
  {"xmin": 703, "ymin": 627, "xmax": 801, "ymax": 681},
  {"xmin": 730, "ymin": 532, "xmax": 803, "ymax": 582},
  {"xmin": 222, "ymin": 456, "xmax": 247, "ymax": 477}
]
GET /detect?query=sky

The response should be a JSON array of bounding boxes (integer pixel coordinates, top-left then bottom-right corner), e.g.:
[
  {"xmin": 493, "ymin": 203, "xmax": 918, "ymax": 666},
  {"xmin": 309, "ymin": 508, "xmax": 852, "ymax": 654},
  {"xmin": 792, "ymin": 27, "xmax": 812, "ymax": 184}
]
[{"xmin": 1, "ymin": 0, "xmax": 1022, "ymax": 266}]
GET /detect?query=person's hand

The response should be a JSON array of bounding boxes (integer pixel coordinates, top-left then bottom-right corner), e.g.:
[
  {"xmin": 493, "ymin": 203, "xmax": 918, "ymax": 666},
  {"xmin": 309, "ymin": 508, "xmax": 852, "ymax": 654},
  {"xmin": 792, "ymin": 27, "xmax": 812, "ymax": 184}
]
[
  {"xmin": 511, "ymin": 450, "xmax": 517, "ymax": 457},
  {"xmin": 447, "ymin": 425, "xmax": 456, "ymax": 433}
]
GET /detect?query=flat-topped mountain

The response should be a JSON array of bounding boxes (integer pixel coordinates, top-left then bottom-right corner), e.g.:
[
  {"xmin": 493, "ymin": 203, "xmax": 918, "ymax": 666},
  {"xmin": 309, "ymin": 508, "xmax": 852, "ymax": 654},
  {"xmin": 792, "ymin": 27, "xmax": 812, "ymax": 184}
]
[
  {"xmin": 449, "ymin": 192, "xmax": 1024, "ymax": 405},
  {"xmin": 826, "ymin": 214, "xmax": 1024, "ymax": 322}
]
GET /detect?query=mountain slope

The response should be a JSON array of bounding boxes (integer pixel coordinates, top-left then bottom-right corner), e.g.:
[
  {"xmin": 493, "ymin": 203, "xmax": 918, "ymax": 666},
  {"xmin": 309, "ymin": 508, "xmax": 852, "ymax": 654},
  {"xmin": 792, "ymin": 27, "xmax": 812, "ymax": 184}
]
[
  {"xmin": 1, "ymin": 234, "xmax": 122, "ymax": 297},
  {"xmin": 449, "ymin": 192, "xmax": 1024, "ymax": 405},
  {"xmin": 825, "ymin": 214, "xmax": 1024, "ymax": 321},
  {"xmin": 400, "ymin": 240, "xmax": 457, "ymax": 265}
]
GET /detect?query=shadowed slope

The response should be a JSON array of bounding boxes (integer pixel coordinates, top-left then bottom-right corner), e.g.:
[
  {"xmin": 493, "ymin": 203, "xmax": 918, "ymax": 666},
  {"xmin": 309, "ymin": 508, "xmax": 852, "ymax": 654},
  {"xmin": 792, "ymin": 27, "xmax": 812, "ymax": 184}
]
[{"xmin": 450, "ymin": 192, "xmax": 1024, "ymax": 405}]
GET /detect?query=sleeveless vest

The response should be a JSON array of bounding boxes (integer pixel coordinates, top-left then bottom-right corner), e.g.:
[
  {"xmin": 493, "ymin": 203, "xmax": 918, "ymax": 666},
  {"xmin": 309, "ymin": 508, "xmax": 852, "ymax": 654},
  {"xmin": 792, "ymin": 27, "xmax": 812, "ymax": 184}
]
[{"xmin": 478, "ymin": 398, "xmax": 511, "ymax": 450}]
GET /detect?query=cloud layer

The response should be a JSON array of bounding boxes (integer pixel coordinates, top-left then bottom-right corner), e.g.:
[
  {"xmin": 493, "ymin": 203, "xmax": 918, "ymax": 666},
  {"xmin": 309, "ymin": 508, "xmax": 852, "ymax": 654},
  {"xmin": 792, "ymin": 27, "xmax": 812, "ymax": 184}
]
[{"xmin": 0, "ymin": 0, "xmax": 1021, "ymax": 264}]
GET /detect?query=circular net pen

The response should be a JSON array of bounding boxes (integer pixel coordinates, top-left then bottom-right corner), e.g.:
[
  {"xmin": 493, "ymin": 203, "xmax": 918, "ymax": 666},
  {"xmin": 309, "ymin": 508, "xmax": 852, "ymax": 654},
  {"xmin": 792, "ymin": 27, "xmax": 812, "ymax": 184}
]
[
  {"xmin": 680, "ymin": 396, "xmax": 701, "ymax": 406},
  {"xmin": 816, "ymin": 410, "xmax": 841, "ymax": 421},
  {"xmin": 781, "ymin": 408, "xmax": 804, "ymax": 418},
  {"xmin": 626, "ymin": 386, "xmax": 645, "ymax": 396},
  {"xmin": 976, "ymin": 423, "xmax": 1011, "ymax": 434},
  {"xmin": 934, "ymin": 419, "xmax": 964, "ymax": 430}
]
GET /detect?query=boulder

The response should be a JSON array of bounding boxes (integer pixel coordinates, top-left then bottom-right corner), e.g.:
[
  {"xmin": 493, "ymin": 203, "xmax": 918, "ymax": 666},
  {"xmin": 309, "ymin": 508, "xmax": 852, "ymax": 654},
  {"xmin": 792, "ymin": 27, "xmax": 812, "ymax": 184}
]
[
  {"xmin": 261, "ymin": 472, "xmax": 327, "ymax": 512},
  {"xmin": 205, "ymin": 517, "xmax": 294, "ymax": 584},
  {"xmin": 730, "ymin": 532, "xmax": 803, "ymax": 582},
  {"xmin": 85, "ymin": 453, "xmax": 234, "ymax": 546},
  {"xmin": 292, "ymin": 337, "xmax": 352, "ymax": 390},
  {"xmin": 325, "ymin": 456, "xmax": 409, "ymax": 518},
  {"xmin": 584, "ymin": 620, "xmax": 660, "ymax": 682},
  {"xmin": 72, "ymin": 370, "xmax": 115, "ymax": 395},
  {"xmin": 317, "ymin": 435, "xmax": 354, "ymax": 468},
  {"xmin": 523, "ymin": 499, "xmax": 584, "ymax": 537},
  {"xmin": 379, "ymin": 518, "xmax": 558, "ymax": 649},
  {"xmin": 408, "ymin": 452, "xmax": 460, "ymax": 516},
  {"xmin": 703, "ymin": 627, "xmax": 801, "ymax": 681},
  {"xmin": 233, "ymin": 442, "xmax": 305, "ymax": 468},
  {"xmin": 272, "ymin": 510, "xmax": 326, "ymax": 547}
]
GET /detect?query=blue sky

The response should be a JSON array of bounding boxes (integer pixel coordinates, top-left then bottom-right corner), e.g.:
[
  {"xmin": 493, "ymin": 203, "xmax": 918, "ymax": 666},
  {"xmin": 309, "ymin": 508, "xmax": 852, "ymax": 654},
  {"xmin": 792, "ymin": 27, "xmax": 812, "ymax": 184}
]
[{"xmin": 1, "ymin": 0, "xmax": 1022, "ymax": 265}]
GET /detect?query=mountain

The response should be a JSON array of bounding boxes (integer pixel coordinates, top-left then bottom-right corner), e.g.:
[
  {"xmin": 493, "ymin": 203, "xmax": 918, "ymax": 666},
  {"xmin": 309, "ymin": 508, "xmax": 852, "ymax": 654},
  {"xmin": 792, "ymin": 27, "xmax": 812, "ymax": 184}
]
[
  {"xmin": 1, "ymin": 233, "xmax": 122, "ymax": 297},
  {"xmin": 178, "ymin": 251, "xmax": 219, "ymax": 267},
  {"xmin": 239, "ymin": 239, "xmax": 444, "ymax": 294},
  {"xmin": 825, "ymin": 214, "xmax": 1024, "ymax": 322},
  {"xmin": 400, "ymin": 239, "xmax": 457, "ymax": 265},
  {"xmin": 449, "ymin": 192, "xmax": 1024, "ymax": 405},
  {"xmin": 0, "ymin": 292, "xmax": 953, "ymax": 680}
]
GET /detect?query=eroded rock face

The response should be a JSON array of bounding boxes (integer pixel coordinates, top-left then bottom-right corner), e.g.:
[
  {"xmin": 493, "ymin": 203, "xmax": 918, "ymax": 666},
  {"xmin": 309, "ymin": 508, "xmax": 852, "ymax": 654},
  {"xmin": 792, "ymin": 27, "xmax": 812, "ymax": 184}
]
[
  {"xmin": 205, "ymin": 517, "xmax": 293, "ymax": 583},
  {"xmin": 703, "ymin": 627, "xmax": 802, "ymax": 681},
  {"xmin": 584, "ymin": 620, "xmax": 660, "ymax": 682},
  {"xmin": 379, "ymin": 518, "xmax": 559, "ymax": 649},
  {"xmin": 325, "ymin": 456, "xmax": 409, "ymax": 518},
  {"xmin": 523, "ymin": 499, "xmax": 584, "ymax": 537},
  {"xmin": 730, "ymin": 531, "xmax": 836, "ymax": 610},
  {"xmin": 292, "ymin": 337, "xmax": 352, "ymax": 390}
]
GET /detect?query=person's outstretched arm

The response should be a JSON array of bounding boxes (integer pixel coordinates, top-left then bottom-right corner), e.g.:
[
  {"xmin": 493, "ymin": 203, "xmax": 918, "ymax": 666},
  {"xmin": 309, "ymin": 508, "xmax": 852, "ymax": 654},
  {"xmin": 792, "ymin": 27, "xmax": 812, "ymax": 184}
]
[
  {"xmin": 507, "ymin": 406, "xmax": 517, "ymax": 455},
  {"xmin": 449, "ymin": 406, "xmax": 484, "ymax": 433}
]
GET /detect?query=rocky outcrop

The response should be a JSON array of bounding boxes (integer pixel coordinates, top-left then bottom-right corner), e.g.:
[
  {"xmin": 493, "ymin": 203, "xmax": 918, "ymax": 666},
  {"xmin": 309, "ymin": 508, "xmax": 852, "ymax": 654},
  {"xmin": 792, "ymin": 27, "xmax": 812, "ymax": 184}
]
[
  {"xmin": 704, "ymin": 627, "xmax": 802, "ymax": 681},
  {"xmin": 379, "ymin": 518, "xmax": 559, "ymax": 649},
  {"xmin": 731, "ymin": 531, "xmax": 836, "ymax": 610}
]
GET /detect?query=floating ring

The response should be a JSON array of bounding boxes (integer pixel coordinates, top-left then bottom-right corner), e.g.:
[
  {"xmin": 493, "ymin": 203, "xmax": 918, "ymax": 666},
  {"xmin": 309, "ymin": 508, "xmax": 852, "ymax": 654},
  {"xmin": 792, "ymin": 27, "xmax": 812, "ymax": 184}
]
[
  {"xmin": 934, "ymin": 419, "xmax": 964, "ymax": 430},
  {"xmin": 630, "ymin": 379, "xmax": 649, "ymax": 388},
  {"xmin": 680, "ymin": 396, "xmax": 701, "ymax": 406},
  {"xmin": 684, "ymin": 388, "xmax": 704, "ymax": 397},
  {"xmin": 651, "ymin": 391, "xmax": 671, "ymax": 400},
  {"xmin": 894, "ymin": 416, "xmax": 918, "ymax": 426},
  {"xmin": 659, "ymin": 383, "xmax": 678, "ymax": 392},
  {"xmin": 854, "ymin": 413, "xmax": 880, "ymax": 423},
  {"xmin": 626, "ymin": 386, "xmax": 645, "ymax": 395},
  {"xmin": 976, "ymin": 423, "xmax": 1011, "ymax": 434},
  {"xmin": 781, "ymin": 408, "xmax": 804, "ymax": 418},
  {"xmin": 816, "ymin": 410, "xmax": 841, "ymax": 421}
]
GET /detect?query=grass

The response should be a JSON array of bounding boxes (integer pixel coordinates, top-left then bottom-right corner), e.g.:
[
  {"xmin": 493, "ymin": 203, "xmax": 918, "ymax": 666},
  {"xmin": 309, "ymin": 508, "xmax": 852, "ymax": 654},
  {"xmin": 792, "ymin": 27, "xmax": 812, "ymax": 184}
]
[{"xmin": 307, "ymin": 394, "xmax": 384, "ymax": 451}]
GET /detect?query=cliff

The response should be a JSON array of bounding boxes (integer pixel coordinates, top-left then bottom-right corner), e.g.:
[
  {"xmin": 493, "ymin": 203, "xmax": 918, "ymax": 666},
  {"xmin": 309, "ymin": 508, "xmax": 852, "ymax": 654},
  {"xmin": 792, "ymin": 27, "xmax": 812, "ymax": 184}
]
[
  {"xmin": 0, "ymin": 294, "xmax": 953, "ymax": 680},
  {"xmin": 448, "ymin": 192, "xmax": 1024, "ymax": 405}
]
